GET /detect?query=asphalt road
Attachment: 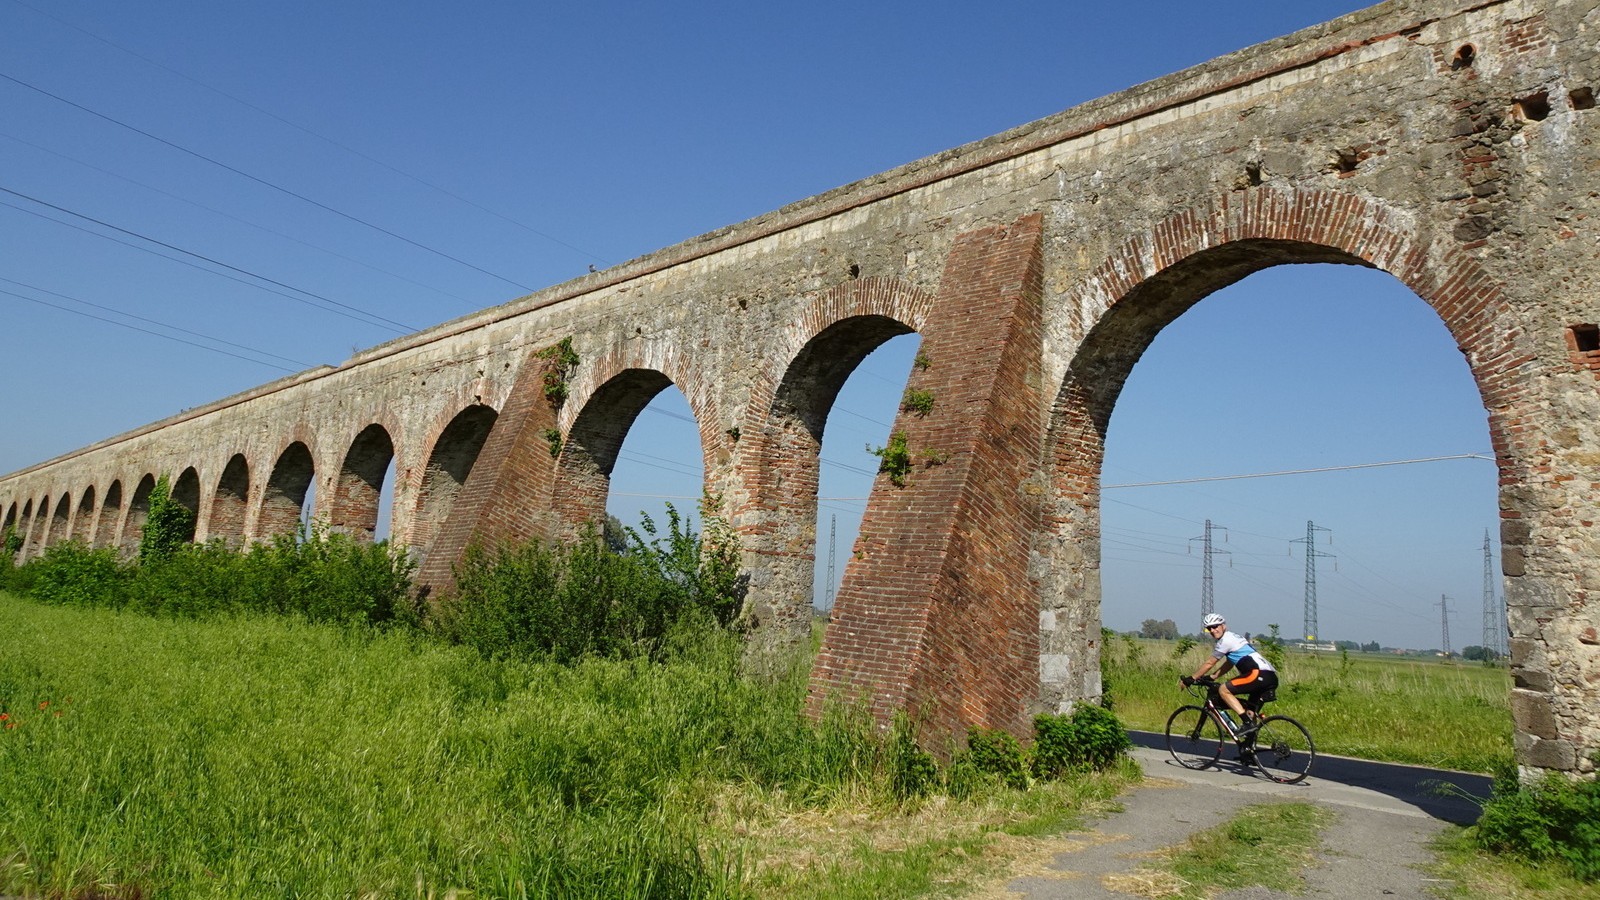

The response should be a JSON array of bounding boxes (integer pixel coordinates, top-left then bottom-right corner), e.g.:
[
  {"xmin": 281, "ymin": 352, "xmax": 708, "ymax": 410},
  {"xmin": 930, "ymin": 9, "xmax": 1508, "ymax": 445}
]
[{"xmin": 995, "ymin": 731, "xmax": 1491, "ymax": 899}]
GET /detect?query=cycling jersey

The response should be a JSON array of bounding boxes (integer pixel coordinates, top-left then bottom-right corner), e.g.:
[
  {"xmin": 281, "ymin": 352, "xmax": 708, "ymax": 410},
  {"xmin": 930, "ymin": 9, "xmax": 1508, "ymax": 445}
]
[{"xmin": 1212, "ymin": 630, "xmax": 1276, "ymax": 676}]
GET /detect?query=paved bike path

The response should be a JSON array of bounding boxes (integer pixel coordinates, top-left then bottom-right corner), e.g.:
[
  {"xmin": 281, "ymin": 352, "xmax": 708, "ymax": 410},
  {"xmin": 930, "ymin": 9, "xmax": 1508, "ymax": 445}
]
[{"xmin": 995, "ymin": 732, "xmax": 1491, "ymax": 899}]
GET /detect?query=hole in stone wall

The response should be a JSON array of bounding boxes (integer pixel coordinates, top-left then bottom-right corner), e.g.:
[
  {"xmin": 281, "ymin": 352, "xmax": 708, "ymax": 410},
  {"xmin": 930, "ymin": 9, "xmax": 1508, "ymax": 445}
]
[
  {"xmin": 1451, "ymin": 44, "xmax": 1476, "ymax": 70},
  {"xmin": 1515, "ymin": 91, "xmax": 1551, "ymax": 121},
  {"xmin": 1245, "ymin": 161, "xmax": 1263, "ymax": 186},
  {"xmin": 1570, "ymin": 87, "xmax": 1596, "ymax": 111},
  {"xmin": 1332, "ymin": 148, "xmax": 1360, "ymax": 175},
  {"xmin": 848, "ymin": 264, "xmax": 861, "ymax": 279},
  {"xmin": 1571, "ymin": 324, "xmax": 1600, "ymax": 353},
  {"xmin": 737, "ymin": 297, "xmax": 748, "ymax": 310}
]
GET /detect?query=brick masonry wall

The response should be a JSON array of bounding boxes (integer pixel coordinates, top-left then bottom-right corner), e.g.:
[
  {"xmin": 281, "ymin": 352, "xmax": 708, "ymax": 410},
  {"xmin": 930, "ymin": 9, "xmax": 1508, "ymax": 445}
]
[{"xmin": 808, "ymin": 214, "xmax": 1046, "ymax": 749}]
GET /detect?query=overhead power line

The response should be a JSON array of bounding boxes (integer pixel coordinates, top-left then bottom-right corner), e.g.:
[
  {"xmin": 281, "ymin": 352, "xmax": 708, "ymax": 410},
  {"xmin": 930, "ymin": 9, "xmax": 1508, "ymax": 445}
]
[
  {"xmin": 0, "ymin": 130, "xmax": 480, "ymax": 307},
  {"xmin": 8, "ymin": 0, "xmax": 611, "ymax": 268},
  {"xmin": 1104, "ymin": 454, "xmax": 1493, "ymax": 489},
  {"xmin": 2, "ymin": 287, "xmax": 297, "ymax": 372},
  {"xmin": 0, "ymin": 275, "xmax": 315, "ymax": 369},
  {"xmin": 0, "ymin": 69, "xmax": 535, "ymax": 293},
  {"xmin": 0, "ymin": 188, "xmax": 412, "ymax": 332}
]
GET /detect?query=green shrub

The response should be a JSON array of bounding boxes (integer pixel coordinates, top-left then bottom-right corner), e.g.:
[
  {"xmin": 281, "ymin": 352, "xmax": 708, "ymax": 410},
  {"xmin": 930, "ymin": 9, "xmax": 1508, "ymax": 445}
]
[
  {"xmin": 886, "ymin": 714, "xmax": 939, "ymax": 802},
  {"xmin": 1032, "ymin": 705, "xmax": 1132, "ymax": 779},
  {"xmin": 964, "ymin": 726, "xmax": 1030, "ymax": 791},
  {"xmin": 237, "ymin": 527, "xmax": 417, "ymax": 626},
  {"xmin": 439, "ymin": 505, "xmax": 744, "ymax": 663},
  {"xmin": 25, "ymin": 541, "xmax": 126, "ymax": 609},
  {"xmin": 138, "ymin": 474, "xmax": 193, "ymax": 565},
  {"xmin": 1476, "ymin": 771, "xmax": 1600, "ymax": 881}
]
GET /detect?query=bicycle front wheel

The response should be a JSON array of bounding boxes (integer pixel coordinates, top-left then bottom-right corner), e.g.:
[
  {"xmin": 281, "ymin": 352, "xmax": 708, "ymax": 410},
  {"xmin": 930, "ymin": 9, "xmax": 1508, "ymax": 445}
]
[
  {"xmin": 1250, "ymin": 715, "xmax": 1315, "ymax": 784},
  {"xmin": 1165, "ymin": 705, "xmax": 1225, "ymax": 770}
]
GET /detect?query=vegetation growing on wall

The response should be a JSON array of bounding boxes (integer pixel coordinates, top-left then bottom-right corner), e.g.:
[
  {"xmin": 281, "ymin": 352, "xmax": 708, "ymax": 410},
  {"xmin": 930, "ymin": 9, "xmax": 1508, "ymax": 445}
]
[
  {"xmin": 138, "ymin": 474, "xmax": 192, "ymax": 565},
  {"xmin": 536, "ymin": 336, "xmax": 580, "ymax": 406}
]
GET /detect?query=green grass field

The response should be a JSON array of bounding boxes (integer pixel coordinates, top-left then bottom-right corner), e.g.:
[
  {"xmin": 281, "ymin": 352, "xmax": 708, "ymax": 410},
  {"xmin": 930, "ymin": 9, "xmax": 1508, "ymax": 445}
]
[
  {"xmin": 0, "ymin": 592, "xmax": 1134, "ymax": 899},
  {"xmin": 1103, "ymin": 634, "xmax": 1514, "ymax": 773}
]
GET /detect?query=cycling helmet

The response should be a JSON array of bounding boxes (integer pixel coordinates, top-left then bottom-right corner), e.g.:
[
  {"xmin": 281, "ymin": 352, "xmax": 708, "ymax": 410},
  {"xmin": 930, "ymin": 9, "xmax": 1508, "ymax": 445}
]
[{"xmin": 1201, "ymin": 613, "xmax": 1225, "ymax": 628}]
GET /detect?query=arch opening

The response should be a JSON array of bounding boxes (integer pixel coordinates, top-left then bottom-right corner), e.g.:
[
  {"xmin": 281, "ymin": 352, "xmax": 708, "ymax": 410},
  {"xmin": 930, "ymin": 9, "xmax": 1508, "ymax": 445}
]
[
  {"xmin": 809, "ymin": 330, "xmax": 922, "ymax": 612},
  {"xmin": 122, "ymin": 476, "xmax": 157, "ymax": 556},
  {"xmin": 330, "ymin": 425, "xmax": 396, "ymax": 543},
  {"xmin": 172, "ymin": 468, "xmax": 201, "ymax": 545},
  {"xmin": 1042, "ymin": 245, "xmax": 1504, "ymax": 744},
  {"xmin": 72, "ymin": 486, "xmax": 96, "ymax": 543},
  {"xmin": 413, "ymin": 405, "xmax": 497, "ymax": 560},
  {"xmin": 209, "ymin": 457, "xmax": 250, "ymax": 545},
  {"xmin": 260, "ymin": 444, "xmax": 315, "ymax": 540},
  {"xmin": 602, "ymin": 377, "xmax": 705, "ymax": 547},
  {"xmin": 97, "ymin": 481, "xmax": 123, "ymax": 550}
]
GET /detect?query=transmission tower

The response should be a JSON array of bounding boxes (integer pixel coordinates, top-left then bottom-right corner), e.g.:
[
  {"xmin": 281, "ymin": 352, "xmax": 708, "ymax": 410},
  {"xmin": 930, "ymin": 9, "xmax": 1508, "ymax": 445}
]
[
  {"xmin": 1291, "ymin": 521, "xmax": 1335, "ymax": 642},
  {"xmin": 1481, "ymin": 530, "xmax": 1504, "ymax": 657},
  {"xmin": 1188, "ymin": 520, "xmax": 1230, "ymax": 618},
  {"xmin": 824, "ymin": 514, "xmax": 837, "ymax": 610},
  {"xmin": 1438, "ymin": 594, "xmax": 1453, "ymax": 656}
]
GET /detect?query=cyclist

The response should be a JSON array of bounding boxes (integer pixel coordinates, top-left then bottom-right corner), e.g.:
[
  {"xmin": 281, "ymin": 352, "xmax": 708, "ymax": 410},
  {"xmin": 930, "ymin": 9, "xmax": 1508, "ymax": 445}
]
[{"xmin": 1182, "ymin": 613, "xmax": 1278, "ymax": 733}]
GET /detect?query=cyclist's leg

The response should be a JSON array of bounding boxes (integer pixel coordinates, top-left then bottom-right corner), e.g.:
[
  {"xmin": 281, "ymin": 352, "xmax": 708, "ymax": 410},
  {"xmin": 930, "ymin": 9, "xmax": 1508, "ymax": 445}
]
[{"xmin": 1221, "ymin": 672, "xmax": 1257, "ymax": 718}]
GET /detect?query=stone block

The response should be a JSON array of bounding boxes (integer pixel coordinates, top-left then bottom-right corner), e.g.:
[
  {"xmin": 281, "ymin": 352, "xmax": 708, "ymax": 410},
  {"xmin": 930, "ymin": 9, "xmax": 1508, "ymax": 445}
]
[{"xmin": 1510, "ymin": 688, "xmax": 1559, "ymax": 739}]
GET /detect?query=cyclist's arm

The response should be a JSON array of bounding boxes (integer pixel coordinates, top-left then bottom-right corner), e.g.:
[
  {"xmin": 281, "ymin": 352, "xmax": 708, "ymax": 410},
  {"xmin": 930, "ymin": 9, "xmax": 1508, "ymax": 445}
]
[{"xmin": 1187, "ymin": 657, "xmax": 1230, "ymax": 683}]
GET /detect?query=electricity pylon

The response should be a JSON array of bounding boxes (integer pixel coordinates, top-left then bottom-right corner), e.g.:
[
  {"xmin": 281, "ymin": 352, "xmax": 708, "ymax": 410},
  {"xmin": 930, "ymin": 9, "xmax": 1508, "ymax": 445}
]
[
  {"xmin": 1439, "ymin": 594, "xmax": 1453, "ymax": 656},
  {"xmin": 1189, "ymin": 520, "xmax": 1229, "ymax": 619},
  {"xmin": 1292, "ymin": 521, "xmax": 1334, "ymax": 642},
  {"xmin": 1481, "ymin": 530, "xmax": 1504, "ymax": 656}
]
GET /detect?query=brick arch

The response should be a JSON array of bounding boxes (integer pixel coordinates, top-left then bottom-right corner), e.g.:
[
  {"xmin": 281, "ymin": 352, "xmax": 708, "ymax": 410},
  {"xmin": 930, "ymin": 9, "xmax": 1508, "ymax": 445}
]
[
  {"xmin": 71, "ymin": 486, "xmax": 96, "ymax": 543},
  {"xmin": 172, "ymin": 467, "xmax": 202, "ymax": 544},
  {"xmin": 208, "ymin": 456, "xmax": 250, "ymax": 545},
  {"xmin": 19, "ymin": 497, "xmax": 38, "ymax": 559},
  {"xmin": 326, "ymin": 423, "xmax": 397, "ymax": 542},
  {"xmin": 410, "ymin": 404, "xmax": 498, "ymax": 559},
  {"xmin": 551, "ymin": 343, "xmax": 718, "ymax": 538},
  {"xmin": 47, "ymin": 493, "xmax": 71, "ymax": 548},
  {"xmin": 732, "ymin": 276, "xmax": 936, "ymax": 642},
  {"xmin": 259, "ymin": 441, "xmax": 317, "ymax": 539},
  {"xmin": 1036, "ymin": 187, "xmax": 1525, "ymax": 710},
  {"xmin": 96, "ymin": 481, "xmax": 122, "ymax": 550},
  {"xmin": 123, "ymin": 475, "xmax": 157, "ymax": 555}
]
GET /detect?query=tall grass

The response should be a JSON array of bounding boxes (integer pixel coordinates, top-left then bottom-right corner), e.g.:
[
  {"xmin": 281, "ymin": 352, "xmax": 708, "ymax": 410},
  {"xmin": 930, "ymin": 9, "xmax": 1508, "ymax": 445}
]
[
  {"xmin": 0, "ymin": 594, "xmax": 1135, "ymax": 898},
  {"xmin": 0, "ymin": 594, "xmax": 838, "ymax": 897},
  {"xmin": 1102, "ymin": 633, "xmax": 1513, "ymax": 772}
]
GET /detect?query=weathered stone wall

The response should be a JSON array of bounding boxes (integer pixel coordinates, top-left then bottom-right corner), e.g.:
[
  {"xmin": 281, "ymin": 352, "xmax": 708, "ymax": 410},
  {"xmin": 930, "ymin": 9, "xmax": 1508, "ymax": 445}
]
[{"xmin": 3, "ymin": 0, "xmax": 1598, "ymax": 771}]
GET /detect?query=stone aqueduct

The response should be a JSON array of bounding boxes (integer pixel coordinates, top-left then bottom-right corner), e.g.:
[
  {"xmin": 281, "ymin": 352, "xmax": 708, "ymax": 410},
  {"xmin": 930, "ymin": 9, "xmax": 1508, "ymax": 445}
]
[{"xmin": 4, "ymin": 0, "xmax": 1600, "ymax": 770}]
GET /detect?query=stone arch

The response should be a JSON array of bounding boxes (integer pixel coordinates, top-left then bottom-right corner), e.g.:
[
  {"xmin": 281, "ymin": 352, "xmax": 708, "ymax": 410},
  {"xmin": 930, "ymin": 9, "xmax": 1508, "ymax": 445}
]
[
  {"xmin": 554, "ymin": 341, "xmax": 724, "ymax": 539},
  {"xmin": 2, "ymin": 501, "xmax": 16, "ymax": 541},
  {"xmin": 47, "ymin": 493, "xmax": 70, "ymax": 548},
  {"xmin": 1037, "ymin": 187, "xmax": 1526, "ymax": 715},
  {"xmin": 553, "ymin": 369, "xmax": 676, "ymax": 537},
  {"xmin": 208, "ymin": 456, "xmax": 250, "ymax": 545},
  {"xmin": 172, "ymin": 467, "xmax": 201, "ymax": 544},
  {"xmin": 259, "ymin": 443, "xmax": 316, "ymax": 539},
  {"xmin": 327, "ymin": 424, "xmax": 396, "ymax": 542},
  {"xmin": 735, "ymin": 276, "xmax": 937, "ymax": 644},
  {"xmin": 123, "ymin": 475, "xmax": 157, "ymax": 555},
  {"xmin": 97, "ymin": 480, "xmax": 123, "ymax": 550},
  {"xmin": 19, "ymin": 497, "xmax": 40, "ymax": 559},
  {"xmin": 411, "ymin": 405, "xmax": 497, "ymax": 561},
  {"xmin": 72, "ymin": 486, "xmax": 96, "ymax": 543}
]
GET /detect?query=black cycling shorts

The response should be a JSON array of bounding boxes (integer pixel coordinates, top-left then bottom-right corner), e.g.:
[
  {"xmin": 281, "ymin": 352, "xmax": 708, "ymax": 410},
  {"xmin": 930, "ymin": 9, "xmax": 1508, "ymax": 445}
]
[{"xmin": 1227, "ymin": 668, "xmax": 1278, "ymax": 697}]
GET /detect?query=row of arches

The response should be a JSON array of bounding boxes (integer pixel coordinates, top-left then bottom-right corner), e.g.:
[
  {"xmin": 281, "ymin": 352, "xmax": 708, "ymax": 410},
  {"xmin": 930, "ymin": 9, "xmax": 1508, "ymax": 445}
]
[{"xmin": 1, "ymin": 407, "xmax": 502, "ymax": 565}]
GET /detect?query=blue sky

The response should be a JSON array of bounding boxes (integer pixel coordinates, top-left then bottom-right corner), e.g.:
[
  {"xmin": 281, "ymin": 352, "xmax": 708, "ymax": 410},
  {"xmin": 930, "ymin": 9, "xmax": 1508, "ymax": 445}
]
[{"xmin": 1, "ymin": 0, "xmax": 1501, "ymax": 651}]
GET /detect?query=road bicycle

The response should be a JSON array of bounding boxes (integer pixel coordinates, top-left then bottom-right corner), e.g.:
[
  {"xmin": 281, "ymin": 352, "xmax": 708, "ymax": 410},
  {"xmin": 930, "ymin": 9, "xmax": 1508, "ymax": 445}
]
[{"xmin": 1165, "ymin": 676, "xmax": 1315, "ymax": 784}]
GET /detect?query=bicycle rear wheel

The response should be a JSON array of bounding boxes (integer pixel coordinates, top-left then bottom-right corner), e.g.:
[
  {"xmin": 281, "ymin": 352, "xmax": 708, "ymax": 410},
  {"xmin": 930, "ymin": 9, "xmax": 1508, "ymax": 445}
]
[
  {"xmin": 1165, "ymin": 705, "xmax": 1225, "ymax": 770},
  {"xmin": 1249, "ymin": 715, "xmax": 1315, "ymax": 783}
]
